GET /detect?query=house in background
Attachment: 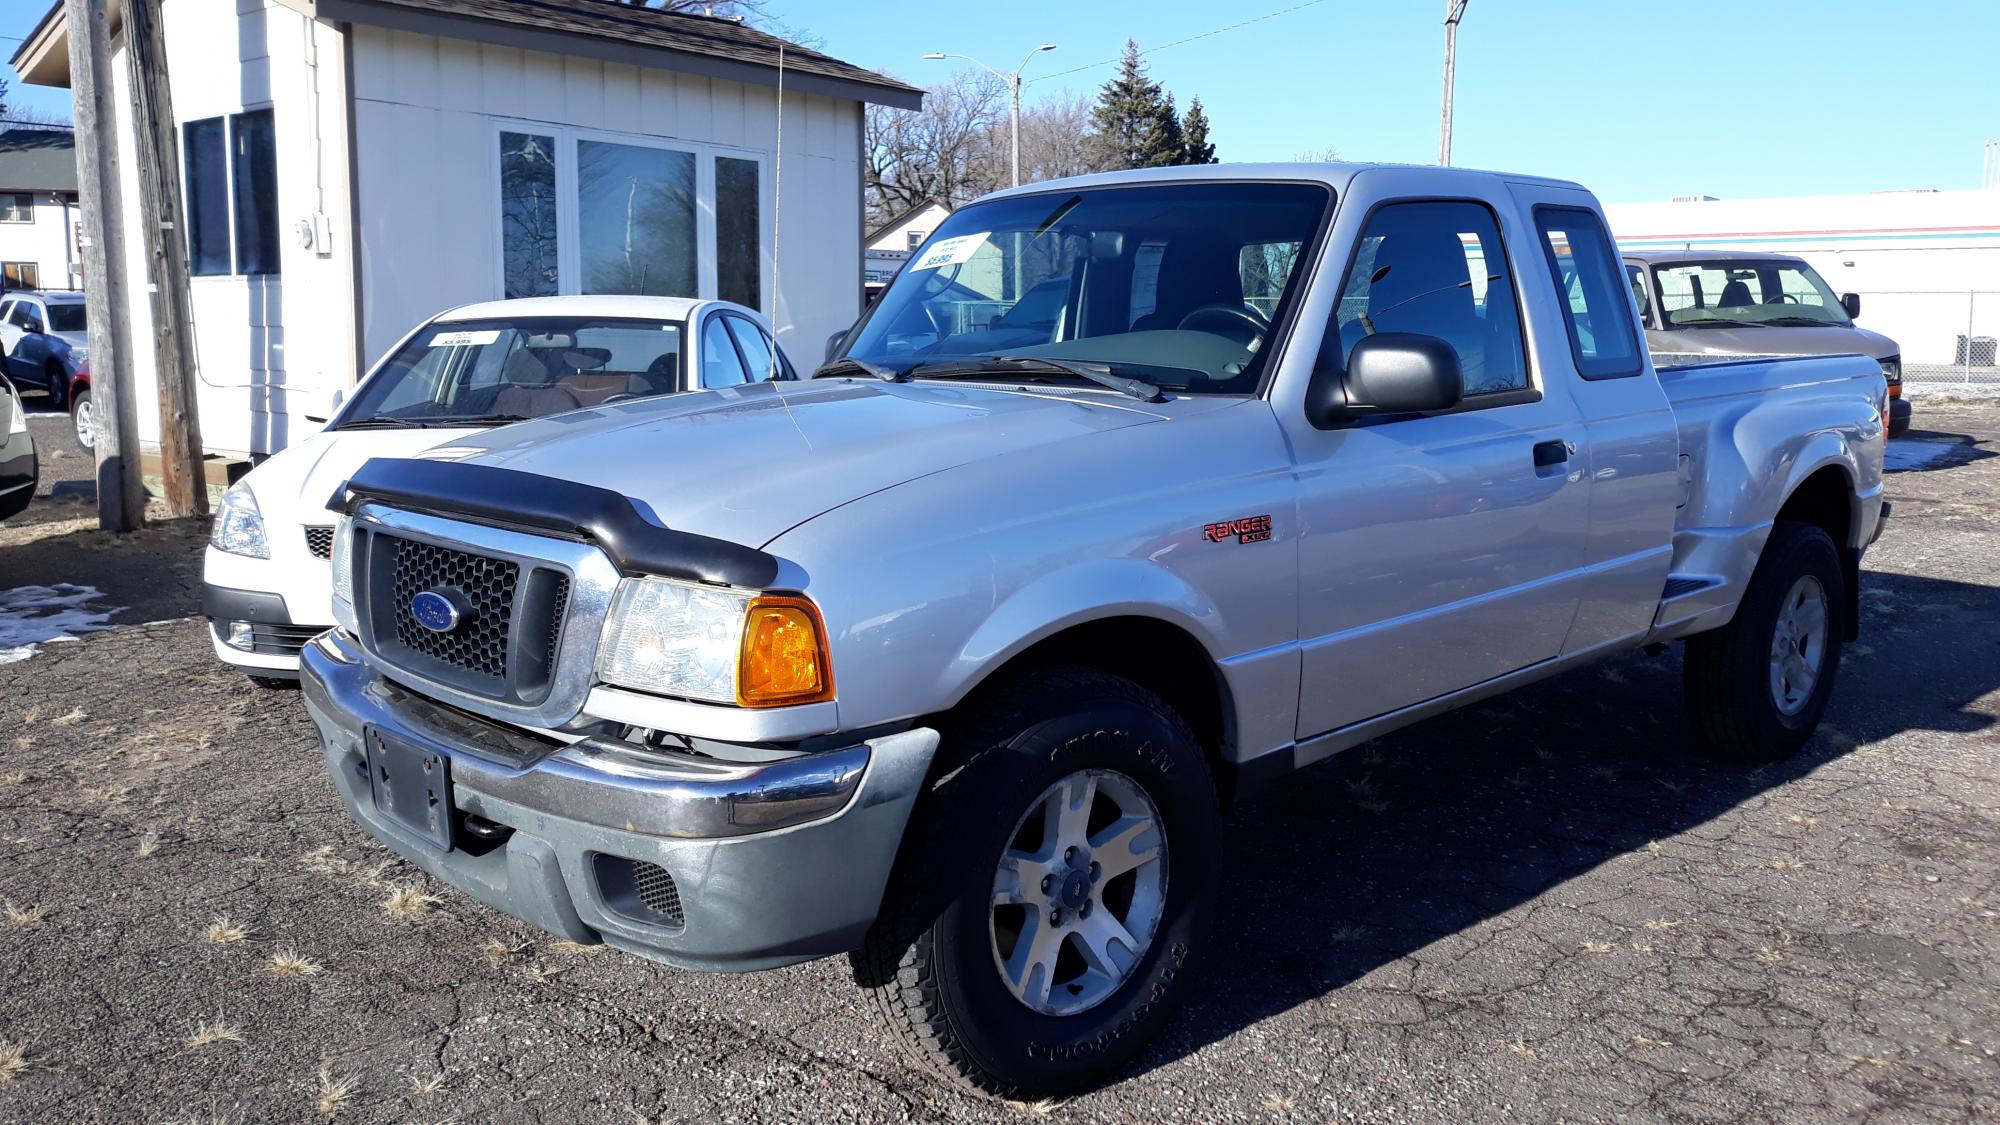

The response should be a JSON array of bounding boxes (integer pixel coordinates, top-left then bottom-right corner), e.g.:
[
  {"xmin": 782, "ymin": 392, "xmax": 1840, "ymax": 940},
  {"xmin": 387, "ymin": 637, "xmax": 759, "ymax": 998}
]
[
  {"xmin": 9, "ymin": 0, "xmax": 919, "ymax": 460},
  {"xmin": 862, "ymin": 197, "xmax": 951, "ymax": 301},
  {"xmin": 0, "ymin": 127, "xmax": 81, "ymax": 293}
]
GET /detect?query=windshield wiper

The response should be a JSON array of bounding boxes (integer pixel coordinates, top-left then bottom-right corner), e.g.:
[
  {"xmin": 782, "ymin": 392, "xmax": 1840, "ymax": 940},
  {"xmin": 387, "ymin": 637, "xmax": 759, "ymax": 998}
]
[
  {"xmin": 435, "ymin": 413, "xmax": 532, "ymax": 424},
  {"xmin": 910, "ymin": 356, "xmax": 1165, "ymax": 403},
  {"xmin": 1755, "ymin": 316, "xmax": 1837, "ymax": 327},
  {"xmin": 336, "ymin": 416, "xmax": 437, "ymax": 429},
  {"xmin": 1672, "ymin": 317, "xmax": 1740, "ymax": 327},
  {"xmin": 812, "ymin": 356, "xmax": 907, "ymax": 382}
]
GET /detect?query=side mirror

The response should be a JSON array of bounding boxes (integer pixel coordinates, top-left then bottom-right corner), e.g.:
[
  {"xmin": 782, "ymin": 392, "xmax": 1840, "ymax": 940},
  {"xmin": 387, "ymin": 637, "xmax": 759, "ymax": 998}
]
[
  {"xmin": 21, "ymin": 318, "xmax": 42, "ymax": 335},
  {"xmin": 1304, "ymin": 332, "xmax": 1464, "ymax": 428},
  {"xmin": 1841, "ymin": 292, "xmax": 1861, "ymax": 319},
  {"xmin": 824, "ymin": 327, "xmax": 850, "ymax": 363}
]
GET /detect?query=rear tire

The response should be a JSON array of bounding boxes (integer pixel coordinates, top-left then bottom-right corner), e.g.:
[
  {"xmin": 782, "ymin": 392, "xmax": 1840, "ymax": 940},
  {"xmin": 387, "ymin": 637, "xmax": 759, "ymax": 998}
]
[
  {"xmin": 70, "ymin": 389, "xmax": 93, "ymax": 450},
  {"xmin": 43, "ymin": 363, "xmax": 65, "ymax": 410},
  {"xmin": 1683, "ymin": 521, "xmax": 1845, "ymax": 762},
  {"xmin": 850, "ymin": 666, "xmax": 1219, "ymax": 1097}
]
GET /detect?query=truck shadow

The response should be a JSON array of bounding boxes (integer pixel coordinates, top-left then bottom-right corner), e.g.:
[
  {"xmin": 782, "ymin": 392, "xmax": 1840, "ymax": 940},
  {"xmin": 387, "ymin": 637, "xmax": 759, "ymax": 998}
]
[
  {"xmin": 1134, "ymin": 568, "xmax": 1997, "ymax": 1078},
  {"xmin": 1884, "ymin": 426, "xmax": 1994, "ymax": 474}
]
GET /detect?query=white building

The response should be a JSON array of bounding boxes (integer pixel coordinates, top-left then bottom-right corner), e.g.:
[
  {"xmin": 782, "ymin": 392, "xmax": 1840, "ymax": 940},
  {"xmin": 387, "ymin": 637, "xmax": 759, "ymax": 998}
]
[
  {"xmin": 1606, "ymin": 188, "xmax": 2000, "ymax": 368},
  {"xmin": 0, "ymin": 127, "xmax": 81, "ymax": 292},
  {"xmin": 9, "ymin": 0, "xmax": 919, "ymax": 459},
  {"xmin": 862, "ymin": 197, "xmax": 950, "ymax": 300}
]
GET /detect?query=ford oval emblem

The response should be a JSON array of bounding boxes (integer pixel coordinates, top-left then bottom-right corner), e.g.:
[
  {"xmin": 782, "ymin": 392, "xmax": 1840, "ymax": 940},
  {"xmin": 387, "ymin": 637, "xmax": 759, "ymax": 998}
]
[{"xmin": 410, "ymin": 589, "xmax": 464, "ymax": 634}]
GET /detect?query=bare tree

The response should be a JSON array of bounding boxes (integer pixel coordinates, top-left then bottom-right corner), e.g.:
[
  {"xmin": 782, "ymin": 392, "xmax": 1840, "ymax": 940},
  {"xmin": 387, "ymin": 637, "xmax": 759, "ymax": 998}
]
[
  {"xmin": 865, "ymin": 71, "xmax": 1005, "ymax": 227},
  {"xmin": 1015, "ymin": 91, "xmax": 1101, "ymax": 185}
]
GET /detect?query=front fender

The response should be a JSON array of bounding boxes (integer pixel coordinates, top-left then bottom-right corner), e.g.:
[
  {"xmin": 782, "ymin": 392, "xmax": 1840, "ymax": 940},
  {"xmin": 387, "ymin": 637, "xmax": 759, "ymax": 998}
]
[{"xmin": 941, "ymin": 557, "xmax": 1227, "ymax": 711}]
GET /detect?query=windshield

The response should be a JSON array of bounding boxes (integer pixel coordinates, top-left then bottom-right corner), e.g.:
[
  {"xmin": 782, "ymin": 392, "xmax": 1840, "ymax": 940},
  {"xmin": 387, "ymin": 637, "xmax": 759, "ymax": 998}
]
[
  {"xmin": 1651, "ymin": 260, "xmax": 1852, "ymax": 328},
  {"xmin": 338, "ymin": 317, "xmax": 688, "ymax": 427},
  {"xmin": 48, "ymin": 305, "xmax": 87, "ymax": 334},
  {"xmin": 839, "ymin": 181, "xmax": 1332, "ymax": 394}
]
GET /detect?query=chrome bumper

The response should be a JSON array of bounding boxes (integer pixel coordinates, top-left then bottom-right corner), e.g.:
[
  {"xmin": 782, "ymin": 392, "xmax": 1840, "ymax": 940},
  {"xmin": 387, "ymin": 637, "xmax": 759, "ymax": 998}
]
[{"xmin": 300, "ymin": 631, "xmax": 939, "ymax": 971}]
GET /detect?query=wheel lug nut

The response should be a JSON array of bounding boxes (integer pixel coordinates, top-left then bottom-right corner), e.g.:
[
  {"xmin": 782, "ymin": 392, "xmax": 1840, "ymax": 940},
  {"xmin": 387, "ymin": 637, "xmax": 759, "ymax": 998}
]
[
  {"xmin": 1064, "ymin": 846, "xmax": 1078, "ymax": 862},
  {"xmin": 1080, "ymin": 900, "xmax": 1093, "ymax": 919},
  {"xmin": 1049, "ymin": 908, "xmax": 1063, "ymax": 926},
  {"xmin": 1088, "ymin": 861, "xmax": 1101, "ymax": 882},
  {"xmin": 1040, "ymin": 874, "xmax": 1057, "ymax": 894}
]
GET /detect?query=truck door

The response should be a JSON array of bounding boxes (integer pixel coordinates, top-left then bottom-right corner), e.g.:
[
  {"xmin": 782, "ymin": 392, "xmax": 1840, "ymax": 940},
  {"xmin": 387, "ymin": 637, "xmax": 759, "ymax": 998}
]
[
  {"xmin": 1281, "ymin": 184, "xmax": 1593, "ymax": 739},
  {"xmin": 1514, "ymin": 188, "xmax": 1680, "ymax": 653}
]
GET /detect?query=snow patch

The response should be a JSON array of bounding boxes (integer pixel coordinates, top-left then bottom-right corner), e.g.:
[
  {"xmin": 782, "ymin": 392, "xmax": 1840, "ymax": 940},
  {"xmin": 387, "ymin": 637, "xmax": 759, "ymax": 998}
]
[
  {"xmin": 1882, "ymin": 440, "xmax": 1963, "ymax": 472},
  {"xmin": 0, "ymin": 584, "xmax": 124, "ymax": 664}
]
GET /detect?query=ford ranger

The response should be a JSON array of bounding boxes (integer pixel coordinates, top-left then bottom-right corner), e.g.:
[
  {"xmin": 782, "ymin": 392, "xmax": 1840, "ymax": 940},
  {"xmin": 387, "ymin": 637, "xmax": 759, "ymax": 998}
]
[{"xmin": 300, "ymin": 163, "xmax": 1889, "ymax": 1096}]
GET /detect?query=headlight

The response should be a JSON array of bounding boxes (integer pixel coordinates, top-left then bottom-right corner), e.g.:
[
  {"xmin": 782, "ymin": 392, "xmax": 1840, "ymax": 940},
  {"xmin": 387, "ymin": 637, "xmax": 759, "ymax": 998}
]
[
  {"xmin": 329, "ymin": 517, "xmax": 356, "ymax": 632},
  {"xmin": 1879, "ymin": 355, "xmax": 1901, "ymax": 389},
  {"xmin": 597, "ymin": 576, "xmax": 833, "ymax": 707},
  {"xmin": 210, "ymin": 480, "xmax": 270, "ymax": 558}
]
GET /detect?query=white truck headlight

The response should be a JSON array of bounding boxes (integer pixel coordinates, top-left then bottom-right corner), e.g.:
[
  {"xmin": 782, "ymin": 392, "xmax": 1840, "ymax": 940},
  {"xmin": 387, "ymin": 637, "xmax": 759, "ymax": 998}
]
[
  {"xmin": 211, "ymin": 480, "xmax": 270, "ymax": 559},
  {"xmin": 597, "ymin": 576, "xmax": 834, "ymax": 707},
  {"xmin": 329, "ymin": 516, "xmax": 357, "ymax": 633}
]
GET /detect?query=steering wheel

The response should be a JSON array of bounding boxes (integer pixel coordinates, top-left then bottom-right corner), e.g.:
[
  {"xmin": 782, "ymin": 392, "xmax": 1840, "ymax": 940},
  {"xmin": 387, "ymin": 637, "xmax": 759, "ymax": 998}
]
[{"xmin": 1177, "ymin": 303, "xmax": 1271, "ymax": 347}]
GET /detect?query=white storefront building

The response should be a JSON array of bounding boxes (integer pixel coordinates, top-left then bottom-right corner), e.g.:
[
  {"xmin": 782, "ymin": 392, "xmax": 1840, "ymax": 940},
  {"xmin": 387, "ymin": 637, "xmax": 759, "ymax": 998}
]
[
  {"xmin": 1607, "ymin": 187, "xmax": 2000, "ymax": 374},
  {"xmin": 10, "ymin": 0, "xmax": 919, "ymax": 458}
]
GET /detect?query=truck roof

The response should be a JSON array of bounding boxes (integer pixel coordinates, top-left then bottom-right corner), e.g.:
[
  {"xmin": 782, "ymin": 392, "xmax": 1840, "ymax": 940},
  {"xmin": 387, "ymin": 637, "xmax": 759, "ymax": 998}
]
[
  {"xmin": 976, "ymin": 161, "xmax": 1590, "ymax": 202},
  {"xmin": 1621, "ymin": 248, "xmax": 1809, "ymax": 267}
]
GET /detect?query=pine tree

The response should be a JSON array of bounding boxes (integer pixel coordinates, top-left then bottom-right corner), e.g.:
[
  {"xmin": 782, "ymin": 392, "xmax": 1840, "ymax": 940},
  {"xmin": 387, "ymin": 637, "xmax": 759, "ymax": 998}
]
[
  {"xmin": 1180, "ymin": 97, "xmax": 1217, "ymax": 164},
  {"xmin": 1088, "ymin": 41, "xmax": 1182, "ymax": 170}
]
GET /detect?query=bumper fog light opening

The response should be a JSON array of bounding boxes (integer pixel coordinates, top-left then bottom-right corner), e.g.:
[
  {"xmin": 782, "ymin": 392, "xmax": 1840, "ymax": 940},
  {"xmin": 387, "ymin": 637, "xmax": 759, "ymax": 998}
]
[{"xmin": 225, "ymin": 621, "xmax": 255, "ymax": 652}]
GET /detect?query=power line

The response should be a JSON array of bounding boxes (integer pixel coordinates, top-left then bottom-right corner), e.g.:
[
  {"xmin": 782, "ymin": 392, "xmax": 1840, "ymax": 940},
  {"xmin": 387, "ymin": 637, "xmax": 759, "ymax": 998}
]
[{"xmin": 1026, "ymin": 0, "xmax": 1331, "ymax": 86}]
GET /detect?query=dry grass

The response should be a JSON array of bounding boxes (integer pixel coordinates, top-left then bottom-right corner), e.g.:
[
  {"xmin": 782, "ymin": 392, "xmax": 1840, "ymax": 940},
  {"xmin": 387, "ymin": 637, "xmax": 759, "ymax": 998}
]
[
  {"xmin": 3, "ymin": 900, "xmax": 51, "ymax": 929},
  {"xmin": 202, "ymin": 915, "xmax": 250, "ymax": 944},
  {"xmin": 185, "ymin": 1013, "xmax": 244, "ymax": 1049},
  {"xmin": 481, "ymin": 937, "xmax": 529, "ymax": 965},
  {"xmin": 315, "ymin": 1064, "xmax": 359, "ymax": 1116},
  {"xmin": 136, "ymin": 831, "xmax": 161, "ymax": 858},
  {"xmin": 406, "ymin": 1070, "xmax": 447, "ymax": 1097},
  {"xmin": 382, "ymin": 884, "xmax": 439, "ymax": 917},
  {"xmin": 1644, "ymin": 840, "xmax": 1664, "ymax": 855},
  {"xmin": 549, "ymin": 939, "xmax": 599, "ymax": 956},
  {"xmin": 1009, "ymin": 1098, "xmax": 1062, "ymax": 1117},
  {"xmin": 0, "ymin": 1040, "xmax": 28, "ymax": 1085},
  {"xmin": 50, "ymin": 707, "xmax": 87, "ymax": 727},
  {"xmin": 1262, "ymin": 1094, "xmax": 1298, "ymax": 1113},
  {"xmin": 1642, "ymin": 918, "xmax": 1685, "ymax": 931},
  {"xmin": 0, "ymin": 772, "xmax": 25, "ymax": 786},
  {"xmin": 1771, "ymin": 858, "xmax": 1807, "ymax": 873},
  {"xmin": 524, "ymin": 963, "xmax": 566, "ymax": 985},
  {"xmin": 1785, "ymin": 814, "xmax": 1822, "ymax": 829},
  {"xmin": 1581, "ymin": 940, "xmax": 1616, "ymax": 955},
  {"xmin": 267, "ymin": 949, "xmax": 323, "ymax": 977},
  {"xmin": 1632, "ymin": 1036, "xmax": 1673, "ymax": 1048},
  {"xmin": 1506, "ymin": 1038, "xmax": 1538, "ymax": 1062}
]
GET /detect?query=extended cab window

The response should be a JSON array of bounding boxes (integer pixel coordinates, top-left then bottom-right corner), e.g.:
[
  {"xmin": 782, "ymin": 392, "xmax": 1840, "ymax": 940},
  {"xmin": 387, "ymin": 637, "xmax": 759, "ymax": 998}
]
[
  {"xmin": 1535, "ymin": 208, "xmax": 1642, "ymax": 379},
  {"xmin": 1333, "ymin": 200, "xmax": 1527, "ymax": 396}
]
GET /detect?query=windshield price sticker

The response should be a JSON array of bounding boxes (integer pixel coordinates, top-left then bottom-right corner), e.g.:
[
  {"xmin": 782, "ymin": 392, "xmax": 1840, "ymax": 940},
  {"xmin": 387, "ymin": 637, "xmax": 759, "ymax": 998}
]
[
  {"xmin": 909, "ymin": 232, "xmax": 990, "ymax": 272},
  {"xmin": 428, "ymin": 330, "xmax": 501, "ymax": 347}
]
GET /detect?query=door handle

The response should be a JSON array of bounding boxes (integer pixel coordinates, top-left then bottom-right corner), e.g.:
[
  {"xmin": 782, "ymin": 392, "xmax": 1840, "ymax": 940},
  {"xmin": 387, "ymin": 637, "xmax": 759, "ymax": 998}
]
[{"xmin": 1533, "ymin": 439, "xmax": 1570, "ymax": 468}]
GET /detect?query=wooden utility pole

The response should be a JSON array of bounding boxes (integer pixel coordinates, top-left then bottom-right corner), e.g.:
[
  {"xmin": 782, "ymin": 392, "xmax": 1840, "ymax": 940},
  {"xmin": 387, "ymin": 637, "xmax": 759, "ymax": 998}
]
[
  {"xmin": 1439, "ymin": 0, "xmax": 1470, "ymax": 167},
  {"xmin": 64, "ymin": 0, "xmax": 143, "ymax": 531},
  {"xmin": 125, "ymin": 0, "xmax": 206, "ymax": 518}
]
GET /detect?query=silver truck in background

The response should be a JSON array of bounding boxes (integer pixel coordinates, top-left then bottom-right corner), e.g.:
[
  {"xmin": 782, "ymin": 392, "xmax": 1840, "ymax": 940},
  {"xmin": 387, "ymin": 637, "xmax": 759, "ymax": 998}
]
[
  {"xmin": 1625, "ymin": 249, "xmax": 1910, "ymax": 436},
  {"xmin": 301, "ymin": 163, "xmax": 1888, "ymax": 1097}
]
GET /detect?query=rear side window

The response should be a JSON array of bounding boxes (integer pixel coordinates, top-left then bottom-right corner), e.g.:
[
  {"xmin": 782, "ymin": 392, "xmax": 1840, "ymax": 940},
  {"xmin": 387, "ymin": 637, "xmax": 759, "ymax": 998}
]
[{"xmin": 1534, "ymin": 207, "xmax": 1642, "ymax": 379}]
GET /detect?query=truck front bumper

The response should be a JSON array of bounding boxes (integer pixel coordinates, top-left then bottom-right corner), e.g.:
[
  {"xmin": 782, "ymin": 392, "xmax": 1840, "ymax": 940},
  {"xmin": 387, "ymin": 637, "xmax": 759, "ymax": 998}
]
[{"xmin": 300, "ymin": 631, "xmax": 939, "ymax": 971}]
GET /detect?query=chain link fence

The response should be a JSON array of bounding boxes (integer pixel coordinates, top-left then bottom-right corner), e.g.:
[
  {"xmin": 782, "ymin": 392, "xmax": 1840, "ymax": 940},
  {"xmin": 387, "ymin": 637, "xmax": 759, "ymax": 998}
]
[{"xmin": 1851, "ymin": 290, "xmax": 2000, "ymax": 386}]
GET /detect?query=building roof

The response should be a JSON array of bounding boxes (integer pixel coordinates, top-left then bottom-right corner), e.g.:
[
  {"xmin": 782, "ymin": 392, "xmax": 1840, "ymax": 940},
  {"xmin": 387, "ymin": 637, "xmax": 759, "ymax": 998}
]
[
  {"xmin": 865, "ymin": 198, "xmax": 951, "ymax": 245},
  {"xmin": 11, "ymin": 0, "xmax": 922, "ymax": 110},
  {"xmin": 0, "ymin": 127, "xmax": 76, "ymax": 193}
]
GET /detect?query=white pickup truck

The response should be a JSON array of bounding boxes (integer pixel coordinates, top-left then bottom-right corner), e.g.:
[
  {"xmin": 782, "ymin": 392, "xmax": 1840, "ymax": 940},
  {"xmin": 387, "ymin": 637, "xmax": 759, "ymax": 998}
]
[{"xmin": 301, "ymin": 163, "xmax": 1888, "ymax": 1097}]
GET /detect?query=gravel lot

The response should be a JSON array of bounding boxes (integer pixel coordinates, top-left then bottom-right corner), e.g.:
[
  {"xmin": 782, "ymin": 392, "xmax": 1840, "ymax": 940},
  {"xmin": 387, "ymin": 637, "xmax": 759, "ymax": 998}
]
[{"xmin": 0, "ymin": 407, "xmax": 1996, "ymax": 1123}]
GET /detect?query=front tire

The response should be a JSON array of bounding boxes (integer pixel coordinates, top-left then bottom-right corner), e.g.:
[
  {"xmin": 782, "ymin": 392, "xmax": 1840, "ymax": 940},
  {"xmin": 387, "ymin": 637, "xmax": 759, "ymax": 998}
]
[
  {"xmin": 43, "ymin": 363, "xmax": 66, "ymax": 410},
  {"xmin": 851, "ymin": 666, "xmax": 1219, "ymax": 1097},
  {"xmin": 1683, "ymin": 521, "xmax": 1846, "ymax": 762},
  {"xmin": 70, "ymin": 389, "xmax": 93, "ymax": 450}
]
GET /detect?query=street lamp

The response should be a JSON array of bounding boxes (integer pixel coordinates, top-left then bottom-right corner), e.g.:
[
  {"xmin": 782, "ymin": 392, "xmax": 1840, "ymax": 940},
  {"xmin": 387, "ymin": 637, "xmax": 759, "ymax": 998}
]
[{"xmin": 922, "ymin": 44, "xmax": 1056, "ymax": 187}]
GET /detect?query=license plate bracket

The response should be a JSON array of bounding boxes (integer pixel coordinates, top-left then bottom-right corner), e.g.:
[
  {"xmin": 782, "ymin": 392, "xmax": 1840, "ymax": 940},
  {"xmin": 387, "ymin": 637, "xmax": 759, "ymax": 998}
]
[{"xmin": 365, "ymin": 726, "xmax": 454, "ymax": 850}]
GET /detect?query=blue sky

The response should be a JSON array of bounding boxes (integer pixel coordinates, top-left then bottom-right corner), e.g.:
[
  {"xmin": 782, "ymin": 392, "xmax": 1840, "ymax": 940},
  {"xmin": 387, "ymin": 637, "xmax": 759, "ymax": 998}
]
[{"xmin": 6, "ymin": 0, "xmax": 1996, "ymax": 203}]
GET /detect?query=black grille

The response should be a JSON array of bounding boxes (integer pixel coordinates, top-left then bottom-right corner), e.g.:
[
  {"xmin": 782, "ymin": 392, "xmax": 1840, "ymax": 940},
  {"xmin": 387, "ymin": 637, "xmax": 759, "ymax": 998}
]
[
  {"xmin": 631, "ymin": 862, "xmax": 684, "ymax": 925},
  {"xmin": 304, "ymin": 526, "xmax": 334, "ymax": 559},
  {"xmin": 545, "ymin": 576, "xmax": 571, "ymax": 669},
  {"xmin": 593, "ymin": 854, "xmax": 686, "ymax": 929},
  {"xmin": 218, "ymin": 621, "xmax": 325, "ymax": 656},
  {"xmin": 389, "ymin": 538, "xmax": 518, "ymax": 680}
]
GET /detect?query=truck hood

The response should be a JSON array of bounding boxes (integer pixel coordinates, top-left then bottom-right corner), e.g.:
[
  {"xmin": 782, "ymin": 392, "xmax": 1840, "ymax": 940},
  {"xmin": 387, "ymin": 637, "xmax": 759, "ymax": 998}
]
[
  {"xmin": 422, "ymin": 379, "xmax": 1177, "ymax": 547},
  {"xmin": 244, "ymin": 425, "xmax": 480, "ymax": 525},
  {"xmin": 1647, "ymin": 323, "xmax": 1898, "ymax": 362}
]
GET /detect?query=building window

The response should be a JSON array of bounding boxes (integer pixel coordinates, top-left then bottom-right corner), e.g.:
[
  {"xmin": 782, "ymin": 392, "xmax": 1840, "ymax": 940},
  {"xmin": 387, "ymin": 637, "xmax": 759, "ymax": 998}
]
[
  {"xmin": 577, "ymin": 139, "xmax": 697, "ymax": 297},
  {"xmin": 715, "ymin": 156, "xmax": 760, "ymax": 310},
  {"xmin": 184, "ymin": 110, "xmax": 280, "ymax": 278},
  {"xmin": 184, "ymin": 118, "xmax": 231, "ymax": 275},
  {"xmin": 906, "ymin": 229, "xmax": 925, "ymax": 250},
  {"xmin": 0, "ymin": 194, "xmax": 30, "ymax": 223},
  {"xmin": 231, "ymin": 109, "xmax": 279, "ymax": 275},
  {"xmin": 499, "ymin": 131, "xmax": 559, "ymax": 298},
  {"xmin": 1, "ymin": 263, "xmax": 38, "ymax": 289},
  {"xmin": 493, "ymin": 123, "xmax": 768, "ymax": 313}
]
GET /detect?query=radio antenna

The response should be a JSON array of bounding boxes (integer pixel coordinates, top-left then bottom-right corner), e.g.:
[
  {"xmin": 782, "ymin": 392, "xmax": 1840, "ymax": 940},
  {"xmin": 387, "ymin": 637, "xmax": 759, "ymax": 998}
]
[{"xmin": 769, "ymin": 42, "xmax": 784, "ymax": 380}]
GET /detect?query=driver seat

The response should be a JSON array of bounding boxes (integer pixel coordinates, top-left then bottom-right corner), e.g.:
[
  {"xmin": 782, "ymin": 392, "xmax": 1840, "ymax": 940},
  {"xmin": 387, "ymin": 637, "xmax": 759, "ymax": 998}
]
[
  {"xmin": 492, "ymin": 348, "xmax": 584, "ymax": 416},
  {"xmin": 1131, "ymin": 236, "xmax": 1244, "ymax": 333}
]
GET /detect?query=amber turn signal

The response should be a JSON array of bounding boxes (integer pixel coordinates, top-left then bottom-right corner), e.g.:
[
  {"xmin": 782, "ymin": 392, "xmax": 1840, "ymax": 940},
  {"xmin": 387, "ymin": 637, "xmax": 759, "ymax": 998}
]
[{"xmin": 737, "ymin": 595, "xmax": 834, "ymax": 707}]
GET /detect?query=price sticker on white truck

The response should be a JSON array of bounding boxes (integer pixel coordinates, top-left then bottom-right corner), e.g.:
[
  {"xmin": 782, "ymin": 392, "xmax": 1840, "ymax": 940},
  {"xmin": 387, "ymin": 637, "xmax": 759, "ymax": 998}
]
[
  {"xmin": 909, "ymin": 232, "xmax": 990, "ymax": 272},
  {"xmin": 428, "ymin": 330, "xmax": 501, "ymax": 347}
]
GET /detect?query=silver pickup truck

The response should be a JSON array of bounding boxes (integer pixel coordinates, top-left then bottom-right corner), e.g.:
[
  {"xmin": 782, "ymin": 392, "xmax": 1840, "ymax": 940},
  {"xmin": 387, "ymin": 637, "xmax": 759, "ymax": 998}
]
[{"xmin": 302, "ymin": 163, "xmax": 1888, "ymax": 1097}]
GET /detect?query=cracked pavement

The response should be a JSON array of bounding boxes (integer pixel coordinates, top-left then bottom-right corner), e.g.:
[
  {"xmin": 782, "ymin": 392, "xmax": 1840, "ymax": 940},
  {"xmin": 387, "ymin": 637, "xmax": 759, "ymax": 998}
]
[{"xmin": 0, "ymin": 407, "xmax": 1995, "ymax": 1122}]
